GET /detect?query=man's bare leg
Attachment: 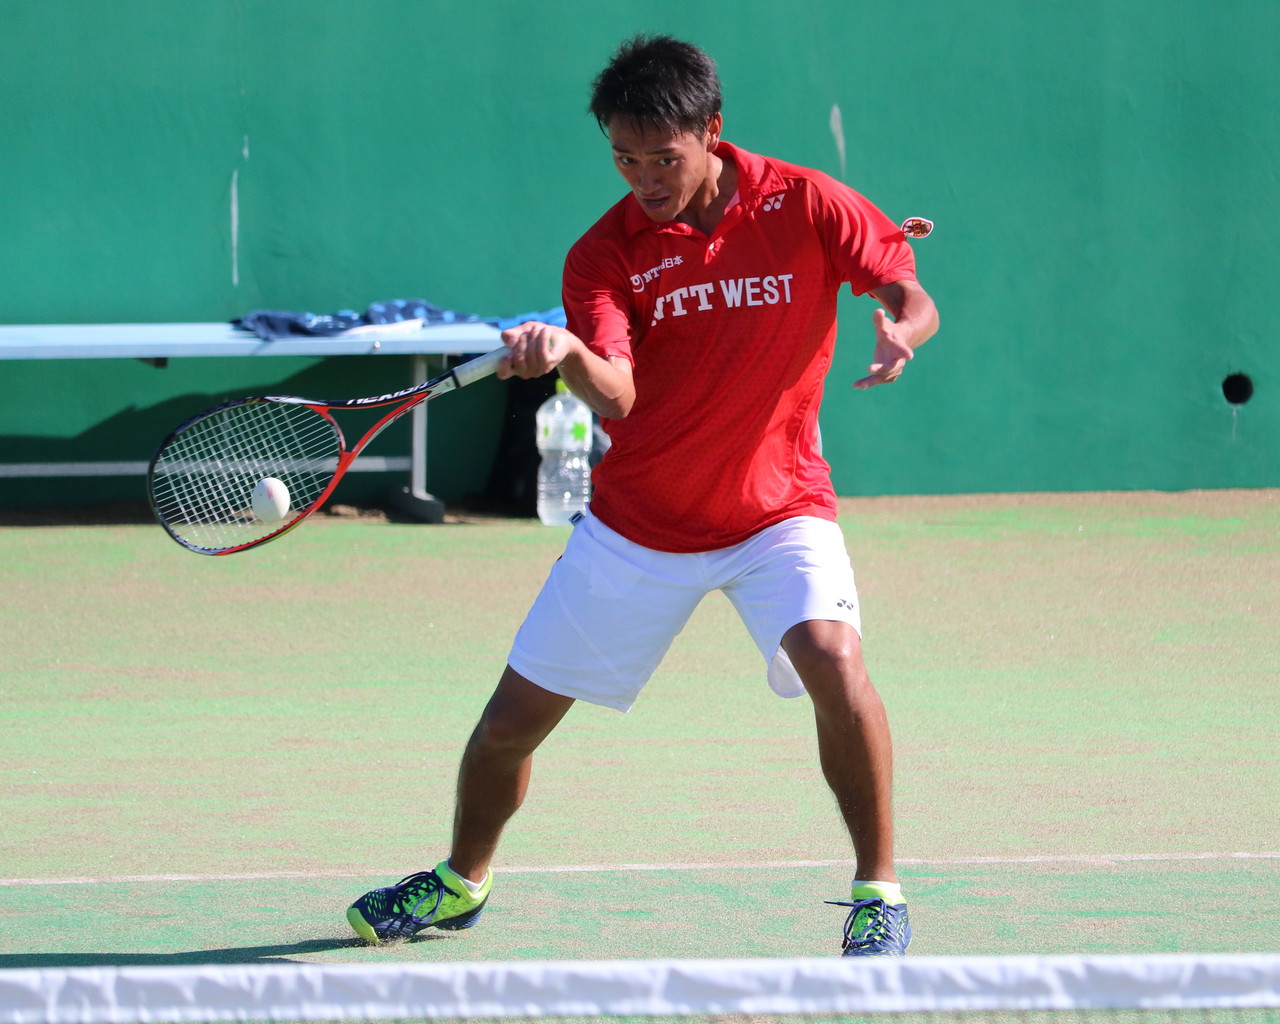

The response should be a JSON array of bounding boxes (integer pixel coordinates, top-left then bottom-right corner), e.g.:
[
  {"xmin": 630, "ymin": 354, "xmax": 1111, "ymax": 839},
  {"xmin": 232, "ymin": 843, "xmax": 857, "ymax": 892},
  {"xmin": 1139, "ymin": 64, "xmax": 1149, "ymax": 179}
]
[
  {"xmin": 448, "ymin": 665, "xmax": 576, "ymax": 882},
  {"xmin": 781, "ymin": 619, "xmax": 896, "ymax": 882}
]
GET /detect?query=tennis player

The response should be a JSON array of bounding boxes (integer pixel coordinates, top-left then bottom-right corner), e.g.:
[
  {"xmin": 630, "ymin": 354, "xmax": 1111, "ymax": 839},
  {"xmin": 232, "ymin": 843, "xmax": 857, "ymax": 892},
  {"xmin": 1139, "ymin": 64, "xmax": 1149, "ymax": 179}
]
[{"xmin": 349, "ymin": 35, "xmax": 939, "ymax": 956}]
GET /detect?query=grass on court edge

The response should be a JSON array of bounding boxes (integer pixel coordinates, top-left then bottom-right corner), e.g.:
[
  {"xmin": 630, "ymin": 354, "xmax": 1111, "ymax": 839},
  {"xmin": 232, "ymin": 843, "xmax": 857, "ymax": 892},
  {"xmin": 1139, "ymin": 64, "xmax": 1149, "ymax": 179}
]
[{"xmin": 0, "ymin": 490, "xmax": 1277, "ymax": 965}]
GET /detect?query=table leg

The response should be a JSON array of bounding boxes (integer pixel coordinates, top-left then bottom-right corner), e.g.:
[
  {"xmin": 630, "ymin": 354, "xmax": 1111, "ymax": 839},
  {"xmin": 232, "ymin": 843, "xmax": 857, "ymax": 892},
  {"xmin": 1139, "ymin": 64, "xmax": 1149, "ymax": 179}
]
[{"xmin": 389, "ymin": 353, "xmax": 446, "ymax": 523}]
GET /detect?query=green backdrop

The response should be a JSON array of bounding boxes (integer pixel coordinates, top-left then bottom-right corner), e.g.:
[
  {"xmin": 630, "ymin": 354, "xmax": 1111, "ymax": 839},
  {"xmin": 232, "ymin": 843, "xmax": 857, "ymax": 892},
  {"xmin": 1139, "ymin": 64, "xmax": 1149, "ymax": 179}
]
[{"xmin": 2, "ymin": 0, "xmax": 1275, "ymax": 507}]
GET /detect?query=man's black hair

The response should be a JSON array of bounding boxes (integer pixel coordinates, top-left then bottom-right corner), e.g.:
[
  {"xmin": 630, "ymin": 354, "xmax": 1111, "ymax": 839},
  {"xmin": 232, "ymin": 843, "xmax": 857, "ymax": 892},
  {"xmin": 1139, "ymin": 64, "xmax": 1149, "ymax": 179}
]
[{"xmin": 588, "ymin": 35, "xmax": 722, "ymax": 136}]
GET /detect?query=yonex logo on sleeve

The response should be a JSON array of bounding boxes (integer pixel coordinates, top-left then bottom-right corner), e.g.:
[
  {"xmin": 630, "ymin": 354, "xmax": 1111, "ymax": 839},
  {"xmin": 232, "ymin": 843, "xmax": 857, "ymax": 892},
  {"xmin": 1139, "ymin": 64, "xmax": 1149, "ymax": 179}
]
[{"xmin": 762, "ymin": 193, "xmax": 787, "ymax": 212}]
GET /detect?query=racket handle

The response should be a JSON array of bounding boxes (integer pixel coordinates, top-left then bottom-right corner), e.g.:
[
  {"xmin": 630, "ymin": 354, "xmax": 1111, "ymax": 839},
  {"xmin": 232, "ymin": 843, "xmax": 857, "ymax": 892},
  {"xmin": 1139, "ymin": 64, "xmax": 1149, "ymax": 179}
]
[{"xmin": 453, "ymin": 347, "xmax": 508, "ymax": 388}]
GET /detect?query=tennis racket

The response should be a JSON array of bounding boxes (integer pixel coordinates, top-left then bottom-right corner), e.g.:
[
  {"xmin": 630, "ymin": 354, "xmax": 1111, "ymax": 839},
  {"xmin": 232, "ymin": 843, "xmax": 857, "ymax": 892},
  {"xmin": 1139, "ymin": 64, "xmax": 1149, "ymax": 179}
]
[{"xmin": 148, "ymin": 348, "xmax": 506, "ymax": 555}]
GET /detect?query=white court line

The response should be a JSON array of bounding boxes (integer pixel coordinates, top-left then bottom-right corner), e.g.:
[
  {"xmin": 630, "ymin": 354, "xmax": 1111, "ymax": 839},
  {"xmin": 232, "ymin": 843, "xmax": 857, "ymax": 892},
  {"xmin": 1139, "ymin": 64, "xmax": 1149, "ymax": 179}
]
[{"xmin": 1, "ymin": 852, "xmax": 1277, "ymax": 888}]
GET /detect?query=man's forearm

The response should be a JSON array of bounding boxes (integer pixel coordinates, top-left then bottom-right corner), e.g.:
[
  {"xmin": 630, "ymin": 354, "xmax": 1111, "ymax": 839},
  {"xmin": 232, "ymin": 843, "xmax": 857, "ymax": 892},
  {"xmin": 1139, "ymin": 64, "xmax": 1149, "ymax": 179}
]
[
  {"xmin": 559, "ymin": 339, "xmax": 635, "ymax": 420},
  {"xmin": 873, "ymin": 280, "xmax": 940, "ymax": 350}
]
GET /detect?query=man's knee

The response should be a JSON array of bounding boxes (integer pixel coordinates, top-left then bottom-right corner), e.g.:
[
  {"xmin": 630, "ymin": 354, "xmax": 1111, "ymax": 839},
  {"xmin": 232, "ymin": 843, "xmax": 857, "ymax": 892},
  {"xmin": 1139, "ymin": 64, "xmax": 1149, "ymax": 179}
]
[
  {"xmin": 473, "ymin": 667, "xmax": 575, "ymax": 753},
  {"xmin": 782, "ymin": 620, "xmax": 872, "ymax": 700}
]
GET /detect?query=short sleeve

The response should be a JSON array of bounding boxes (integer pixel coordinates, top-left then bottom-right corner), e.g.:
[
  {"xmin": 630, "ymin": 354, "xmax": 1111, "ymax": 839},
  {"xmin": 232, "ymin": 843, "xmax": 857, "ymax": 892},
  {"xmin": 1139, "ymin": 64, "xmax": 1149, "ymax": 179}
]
[
  {"xmin": 562, "ymin": 241, "xmax": 635, "ymax": 365},
  {"xmin": 811, "ymin": 178, "xmax": 918, "ymax": 296}
]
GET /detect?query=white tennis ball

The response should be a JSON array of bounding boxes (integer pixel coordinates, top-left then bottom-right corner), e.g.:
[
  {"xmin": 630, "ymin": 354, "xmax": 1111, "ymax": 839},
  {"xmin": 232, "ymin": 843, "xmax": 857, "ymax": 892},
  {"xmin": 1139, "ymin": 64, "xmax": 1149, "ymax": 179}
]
[{"xmin": 252, "ymin": 477, "xmax": 291, "ymax": 523}]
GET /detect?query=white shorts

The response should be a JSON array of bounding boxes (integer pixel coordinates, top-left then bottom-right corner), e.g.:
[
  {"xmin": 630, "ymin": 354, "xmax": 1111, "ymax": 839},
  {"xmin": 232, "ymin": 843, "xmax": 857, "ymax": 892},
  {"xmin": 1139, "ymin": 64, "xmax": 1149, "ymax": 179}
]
[{"xmin": 508, "ymin": 511, "xmax": 862, "ymax": 712}]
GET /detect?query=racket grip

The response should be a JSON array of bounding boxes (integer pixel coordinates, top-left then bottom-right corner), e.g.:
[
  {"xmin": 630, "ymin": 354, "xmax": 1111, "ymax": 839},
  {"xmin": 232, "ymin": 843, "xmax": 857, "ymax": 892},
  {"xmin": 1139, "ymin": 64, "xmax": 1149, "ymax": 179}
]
[{"xmin": 453, "ymin": 347, "xmax": 508, "ymax": 388}]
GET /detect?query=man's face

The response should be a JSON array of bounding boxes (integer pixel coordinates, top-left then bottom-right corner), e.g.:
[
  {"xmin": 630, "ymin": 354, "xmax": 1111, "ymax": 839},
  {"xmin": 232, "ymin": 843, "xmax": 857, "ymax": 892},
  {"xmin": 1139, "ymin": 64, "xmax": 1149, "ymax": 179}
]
[{"xmin": 607, "ymin": 113, "xmax": 722, "ymax": 223}]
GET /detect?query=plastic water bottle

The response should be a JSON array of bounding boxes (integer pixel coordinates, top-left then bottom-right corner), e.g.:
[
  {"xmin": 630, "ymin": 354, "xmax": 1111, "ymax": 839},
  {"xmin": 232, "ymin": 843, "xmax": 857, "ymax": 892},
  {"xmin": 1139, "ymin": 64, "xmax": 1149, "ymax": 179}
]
[{"xmin": 536, "ymin": 379, "xmax": 593, "ymax": 525}]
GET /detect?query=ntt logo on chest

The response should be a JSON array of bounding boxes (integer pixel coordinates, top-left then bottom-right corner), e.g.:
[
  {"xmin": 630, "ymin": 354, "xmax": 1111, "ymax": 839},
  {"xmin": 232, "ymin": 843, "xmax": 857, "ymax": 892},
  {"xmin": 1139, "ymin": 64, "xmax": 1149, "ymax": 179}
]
[{"xmin": 631, "ymin": 256, "xmax": 685, "ymax": 293}]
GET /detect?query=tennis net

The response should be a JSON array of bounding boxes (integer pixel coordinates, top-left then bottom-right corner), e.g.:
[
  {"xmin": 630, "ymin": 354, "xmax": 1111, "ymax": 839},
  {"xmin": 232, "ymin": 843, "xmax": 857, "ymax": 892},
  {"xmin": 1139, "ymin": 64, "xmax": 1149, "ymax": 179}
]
[{"xmin": 3, "ymin": 954, "xmax": 1279, "ymax": 1024}]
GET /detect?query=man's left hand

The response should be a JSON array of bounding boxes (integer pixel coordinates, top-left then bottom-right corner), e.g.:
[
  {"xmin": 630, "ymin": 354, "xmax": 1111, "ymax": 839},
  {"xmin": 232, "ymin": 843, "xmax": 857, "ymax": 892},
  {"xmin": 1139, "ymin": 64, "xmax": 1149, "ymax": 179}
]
[{"xmin": 853, "ymin": 308, "xmax": 914, "ymax": 390}]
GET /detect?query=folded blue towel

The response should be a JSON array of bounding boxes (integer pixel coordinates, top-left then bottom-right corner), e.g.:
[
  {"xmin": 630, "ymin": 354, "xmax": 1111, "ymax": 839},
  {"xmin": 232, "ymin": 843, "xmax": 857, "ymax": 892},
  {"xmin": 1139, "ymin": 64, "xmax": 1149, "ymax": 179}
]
[{"xmin": 234, "ymin": 298, "xmax": 566, "ymax": 340}]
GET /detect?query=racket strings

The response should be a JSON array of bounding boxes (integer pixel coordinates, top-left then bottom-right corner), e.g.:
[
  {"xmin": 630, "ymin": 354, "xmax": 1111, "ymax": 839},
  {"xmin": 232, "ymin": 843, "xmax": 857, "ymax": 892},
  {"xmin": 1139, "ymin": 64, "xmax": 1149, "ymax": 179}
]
[{"xmin": 150, "ymin": 401, "xmax": 342, "ymax": 553}]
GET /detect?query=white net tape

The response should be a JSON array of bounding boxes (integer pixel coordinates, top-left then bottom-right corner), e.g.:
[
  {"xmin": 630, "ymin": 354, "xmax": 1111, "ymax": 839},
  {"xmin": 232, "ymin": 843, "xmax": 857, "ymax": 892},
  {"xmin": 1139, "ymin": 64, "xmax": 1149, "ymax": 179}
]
[{"xmin": 3, "ymin": 954, "xmax": 1279, "ymax": 1024}]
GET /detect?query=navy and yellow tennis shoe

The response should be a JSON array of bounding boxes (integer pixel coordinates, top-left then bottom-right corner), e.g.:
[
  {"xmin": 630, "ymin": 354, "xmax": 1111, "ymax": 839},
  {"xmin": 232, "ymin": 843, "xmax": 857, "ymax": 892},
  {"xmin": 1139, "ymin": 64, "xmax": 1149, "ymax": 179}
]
[
  {"xmin": 347, "ymin": 861, "xmax": 491, "ymax": 944},
  {"xmin": 827, "ymin": 896, "xmax": 912, "ymax": 956}
]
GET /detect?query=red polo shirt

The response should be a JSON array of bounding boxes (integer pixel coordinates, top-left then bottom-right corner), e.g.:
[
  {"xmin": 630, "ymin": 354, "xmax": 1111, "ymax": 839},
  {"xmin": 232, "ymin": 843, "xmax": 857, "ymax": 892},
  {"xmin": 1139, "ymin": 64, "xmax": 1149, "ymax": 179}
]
[{"xmin": 563, "ymin": 141, "xmax": 917, "ymax": 553}]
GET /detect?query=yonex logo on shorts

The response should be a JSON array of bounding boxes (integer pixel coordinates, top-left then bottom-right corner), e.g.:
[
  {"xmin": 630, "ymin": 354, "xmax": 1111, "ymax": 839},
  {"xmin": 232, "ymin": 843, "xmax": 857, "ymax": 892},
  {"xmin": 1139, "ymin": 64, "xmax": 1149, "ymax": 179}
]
[{"xmin": 762, "ymin": 193, "xmax": 787, "ymax": 212}]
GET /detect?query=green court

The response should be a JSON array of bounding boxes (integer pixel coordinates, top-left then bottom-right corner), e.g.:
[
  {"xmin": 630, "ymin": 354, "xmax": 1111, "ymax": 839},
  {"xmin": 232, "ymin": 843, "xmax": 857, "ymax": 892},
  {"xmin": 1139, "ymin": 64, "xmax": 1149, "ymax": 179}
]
[{"xmin": 2, "ymin": 491, "xmax": 1277, "ymax": 967}]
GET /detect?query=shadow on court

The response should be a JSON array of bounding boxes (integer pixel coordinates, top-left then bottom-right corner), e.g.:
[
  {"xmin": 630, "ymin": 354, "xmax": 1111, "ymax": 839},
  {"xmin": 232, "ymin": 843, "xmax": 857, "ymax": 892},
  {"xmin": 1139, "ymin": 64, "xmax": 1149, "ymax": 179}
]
[{"xmin": 0, "ymin": 939, "xmax": 362, "ymax": 968}]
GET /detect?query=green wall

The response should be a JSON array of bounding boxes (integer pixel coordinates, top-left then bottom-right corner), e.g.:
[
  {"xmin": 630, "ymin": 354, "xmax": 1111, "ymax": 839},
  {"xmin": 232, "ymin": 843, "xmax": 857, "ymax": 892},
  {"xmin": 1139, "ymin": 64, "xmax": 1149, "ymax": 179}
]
[{"xmin": 2, "ymin": 0, "xmax": 1275, "ymax": 506}]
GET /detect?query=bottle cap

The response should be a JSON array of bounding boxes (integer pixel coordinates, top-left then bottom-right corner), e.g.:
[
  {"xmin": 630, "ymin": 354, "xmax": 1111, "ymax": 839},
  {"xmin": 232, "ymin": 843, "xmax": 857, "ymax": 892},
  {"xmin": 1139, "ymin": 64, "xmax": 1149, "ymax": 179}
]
[{"xmin": 555, "ymin": 378, "xmax": 569, "ymax": 394}]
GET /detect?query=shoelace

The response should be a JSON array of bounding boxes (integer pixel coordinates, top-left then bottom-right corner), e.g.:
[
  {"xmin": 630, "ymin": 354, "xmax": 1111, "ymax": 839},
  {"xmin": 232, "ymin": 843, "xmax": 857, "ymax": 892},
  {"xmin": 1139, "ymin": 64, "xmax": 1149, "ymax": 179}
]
[
  {"xmin": 390, "ymin": 870, "xmax": 449, "ymax": 923},
  {"xmin": 825, "ymin": 898, "xmax": 901, "ymax": 951}
]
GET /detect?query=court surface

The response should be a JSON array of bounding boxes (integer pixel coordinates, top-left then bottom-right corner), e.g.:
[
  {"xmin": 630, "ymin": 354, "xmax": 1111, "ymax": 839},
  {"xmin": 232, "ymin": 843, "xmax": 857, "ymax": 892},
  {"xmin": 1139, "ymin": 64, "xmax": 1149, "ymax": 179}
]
[{"xmin": 1, "ymin": 491, "xmax": 1277, "ymax": 966}]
